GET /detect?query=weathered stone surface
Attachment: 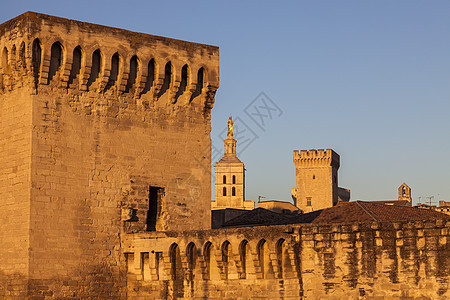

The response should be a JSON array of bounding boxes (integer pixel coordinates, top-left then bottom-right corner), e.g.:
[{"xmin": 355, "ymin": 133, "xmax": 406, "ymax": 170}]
[{"xmin": 0, "ymin": 12, "xmax": 218, "ymax": 298}]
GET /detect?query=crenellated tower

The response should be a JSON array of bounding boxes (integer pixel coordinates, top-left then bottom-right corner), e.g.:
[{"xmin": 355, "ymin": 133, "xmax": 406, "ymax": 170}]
[
  {"xmin": 293, "ymin": 149, "xmax": 341, "ymax": 213},
  {"xmin": 0, "ymin": 12, "xmax": 219, "ymax": 298}
]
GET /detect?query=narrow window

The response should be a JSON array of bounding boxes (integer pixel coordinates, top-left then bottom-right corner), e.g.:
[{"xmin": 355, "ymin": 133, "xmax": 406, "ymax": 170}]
[
  {"xmin": 48, "ymin": 42, "xmax": 63, "ymax": 83},
  {"xmin": 125, "ymin": 55, "xmax": 139, "ymax": 92},
  {"xmin": 223, "ymin": 187, "xmax": 227, "ymax": 196},
  {"xmin": 32, "ymin": 39, "xmax": 41, "ymax": 88},
  {"xmin": 306, "ymin": 197, "xmax": 312, "ymax": 206},
  {"xmin": 141, "ymin": 252, "xmax": 150, "ymax": 280},
  {"xmin": 147, "ymin": 186, "xmax": 164, "ymax": 231},
  {"xmin": 232, "ymin": 175, "xmax": 236, "ymax": 184},
  {"xmin": 312, "ymin": 175, "xmax": 315, "ymax": 179},
  {"xmin": 68, "ymin": 46, "xmax": 82, "ymax": 86},
  {"xmin": 232, "ymin": 187, "xmax": 236, "ymax": 196},
  {"xmin": 87, "ymin": 49, "xmax": 101, "ymax": 90},
  {"xmin": 223, "ymin": 175, "xmax": 226, "ymax": 184}
]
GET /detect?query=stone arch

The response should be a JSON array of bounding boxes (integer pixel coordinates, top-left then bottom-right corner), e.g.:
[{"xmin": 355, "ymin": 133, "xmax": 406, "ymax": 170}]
[
  {"xmin": 202, "ymin": 241, "xmax": 218, "ymax": 281},
  {"xmin": 68, "ymin": 46, "xmax": 83, "ymax": 87},
  {"xmin": 19, "ymin": 42, "xmax": 26, "ymax": 70},
  {"xmin": 125, "ymin": 55, "xmax": 140, "ymax": 93},
  {"xmin": 186, "ymin": 242, "xmax": 197, "ymax": 281},
  {"xmin": 87, "ymin": 49, "xmax": 102, "ymax": 90},
  {"xmin": 221, "ymin": 240, "xmax": 231, "ymax": 280},
  {"xmin": 11, "ymin": 45, "xmax": 16, "ymax": 71},
  {"xmin": 190, "ymin": 67, "xmax": 205, "ymax": 102},
  {"xmin": 169, "ymin": 243, "xmax": 183, "ymax": 281},
  {"xmin": 239, "ymin": 240, "xmax": 250, "ymax": 279},
  {"xmin": 276, "ymin": 238, "xmax": 292, "ymax": 278},
  {"xmin": 105, "ymin": 52, "xmax": 121, "ymax": 92},
  {"xmin": 158, "ymin": 61, "xmax": 172, "ymax": 97},
  {"xmin": 48, "ymin": 41, "xmax": 63, "ymax": 83},
  {"xmin": 141, "ymin": 58, "xmax": 156, "ymax": 96},
  {"xmin": 257, "ymin": 239, "xmax": 272, "ymax": 279},
  {"xmin": 2, "ymin": 47, "xmax": 10, "ymax": 74},
  {"xmin": 31, "ymin": 38, "xmax": 42, "ymax": 88},
  {"xmin": 175, "ymin": 64, "xmax": 190, "ymax": 101}
]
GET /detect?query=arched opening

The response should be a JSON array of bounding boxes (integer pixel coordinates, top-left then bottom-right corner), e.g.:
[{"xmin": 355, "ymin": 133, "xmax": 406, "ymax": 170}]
[
  {"xmin": 223, "ymin": 187, "xmax": 227, "ymax": 197},
  {"xmin": 32, "ymin": 39, "xmax": 41, "ymax": 88},
  {"xmin": 221, "ymin": 241, "xmax": 230, "ymax": 280},
  {"xmin": 186, "ymin": 242, "xmax": 197, "ymax": 281},
  {"xmin": 276, "ymin": 239, "xmax": 285, "ymax": 278},
  {"xmin": 158, "ymin": 61, "xmax": 172, "ymax": 97},
  {"xmin": 239, "ymin": 240, "xmax": 248, "ymax": 279},
  {"xmin": 48, "ymin": 42, "xmax": 63, "ymax": 83},
  {"xmin": 190, "ymin": 67, "xmax": 205, "ymax": 102},
  {"xmin": 169, "ymin": 243, "xmax": 184, "ymax": 297},
  {"xmin": 223, "ymin": 175, "xmax": 226, "ymax": 184},
  {"xmin": 203, "ymin": 242, "xmax": 212, "ymax": 280},
  {"xmin": 232, "ymin": 187, "xmax": 236, "ymax": 196},
  {"xmin": 175, "ymin": 64, "xmax": 189, "ymax": 101},
  {"xmin": 126, "ymin": 55, "xmax": 139, "ymax": 93},
  {"xmin": 2, "ymin": 47, "xmax": 9, "ymax": 73},
  {"xmin": 68, "ymin": 46, "xmax": 82, "ymax": 87},
  {"xmin": 141, "ymin": 58, "xmax": 155, "ymax": 96},
  {"xmin": 105, "ymin": 52, "xmax": 120, "ymax": 92},
  {"xmin": 232, "ymin": 175, "xmax": 236, "ymax": 184},
  {"xmin": 257, "ymin": 239, "xmax": 272, "ymax": 279},
  {"xmin": 87, "ymin": 49, "xmax": 101, "ymax": 90},
  {"xmin": 19, "ymin": 42, "xmax": 26, "ymax": 69},
  {"xmin": 11, "ymin": 45, "xmax": 16, "ymax": 70}
]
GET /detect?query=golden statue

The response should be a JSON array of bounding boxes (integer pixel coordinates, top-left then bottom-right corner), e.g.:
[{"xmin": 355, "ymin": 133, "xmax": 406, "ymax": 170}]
[{"xmin": 227, "ymin": 116, "xmax": 233, "ymax": 137}]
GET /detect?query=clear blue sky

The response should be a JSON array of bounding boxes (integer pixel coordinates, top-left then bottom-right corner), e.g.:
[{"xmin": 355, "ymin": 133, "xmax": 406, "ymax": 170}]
[{"xmin": 3, "ymin": 1, "xmax": 450, "ymax": 205}]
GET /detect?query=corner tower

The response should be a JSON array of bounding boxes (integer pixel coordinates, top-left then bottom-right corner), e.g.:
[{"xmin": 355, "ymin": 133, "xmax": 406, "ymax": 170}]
[
  {"xmin": 293, "ymin": 149, "xmax": 340, "ymax": 213},
  {"xmin": 212, "ymin": 117, "xmax": 254, "ymax": 210},
  {"xmin": 0, "ymin": 12, "xmax": 219, "ymax": 298}
]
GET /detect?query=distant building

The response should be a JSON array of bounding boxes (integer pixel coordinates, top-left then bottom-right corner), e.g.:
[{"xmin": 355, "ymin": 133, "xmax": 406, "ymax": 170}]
[
  {"xmin": 258, "ymin": 200, "xmax": 299, "ymax": 214},
  {"xmin": 292, "ymin": 149, "xmax": 350, "ymax": 213},
  {"xmin": 211, "ymin": 117, "xmax": 255, "ymax": 210}
]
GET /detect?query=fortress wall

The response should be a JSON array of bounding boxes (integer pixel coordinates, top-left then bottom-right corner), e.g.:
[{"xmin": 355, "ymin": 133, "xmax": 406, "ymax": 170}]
[
  {"xmin": 0, "ymin": 88, "xmax": 33, "ymax": 298},
  {"xmin": 124, "ymin": 220, "xmax": 450, "ymax": 299},
  {"xmin": 0, "ymin": 12, "xmax": 219, "ymax": 298}
]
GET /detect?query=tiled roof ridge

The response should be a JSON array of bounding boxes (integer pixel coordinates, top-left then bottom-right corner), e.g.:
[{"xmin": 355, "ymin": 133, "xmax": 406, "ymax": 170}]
[{"xmin": 355, "ymin": 201, "xmax": 380, "ymax": 222}]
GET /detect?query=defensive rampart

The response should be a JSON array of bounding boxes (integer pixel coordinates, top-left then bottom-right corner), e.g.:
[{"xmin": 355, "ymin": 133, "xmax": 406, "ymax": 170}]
[
  {"xmin": 0, "ymin": 12, "xmax": 218, "ymax": 298},
  {"xmin": 124, "ymin": 219, "xmax": 450, "ymax": 299}
]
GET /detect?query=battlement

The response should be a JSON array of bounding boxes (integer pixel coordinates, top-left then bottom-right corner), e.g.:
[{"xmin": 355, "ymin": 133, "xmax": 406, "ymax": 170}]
[
  {"xmin": 293, "ymin": 148, "xmax": 340, "ymax": 168},
  {"xmin": 0, "ymin": 12, "xmax": 219, "ymax": 118}
]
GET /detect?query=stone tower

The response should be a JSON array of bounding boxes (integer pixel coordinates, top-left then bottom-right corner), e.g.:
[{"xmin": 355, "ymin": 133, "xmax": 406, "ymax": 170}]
[
  {"xmin": 212, "ymin": 117, "xmax": 254, "ymax": 210},
  {"xmin": 398, "ymin": 182, "xmax": 412, "ymax": 202},
  {"xmin": 0, "ymin": 12, "xmax": 219, "ymax": 298},
  {"xmin": 293, "ymin": 149, "xmax": 340, "ymax": 213}
]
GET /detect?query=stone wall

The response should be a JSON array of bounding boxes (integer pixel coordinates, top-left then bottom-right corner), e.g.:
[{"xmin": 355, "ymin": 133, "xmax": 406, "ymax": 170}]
[
  {"xmin": 123, "ymin": 219, "xmax": 450, "ymax": 299},
  {"xmin": 0, "ymin": 12, "xmax": 219, "ymax": 298}
]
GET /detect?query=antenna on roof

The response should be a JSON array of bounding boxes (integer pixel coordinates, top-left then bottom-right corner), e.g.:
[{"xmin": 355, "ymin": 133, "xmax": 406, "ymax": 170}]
[{"xmin": 426, "ymin": 196, "xmax": 435, "ymax": 206}]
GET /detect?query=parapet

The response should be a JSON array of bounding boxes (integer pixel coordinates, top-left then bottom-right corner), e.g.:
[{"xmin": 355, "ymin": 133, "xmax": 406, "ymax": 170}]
[
  {"xmin": 293, "ymin": 148, "xmax": 340, "ymax": 168},
  {"xmin": 0, "ymin": 12, "xmax": 219, "ymax": 118}
]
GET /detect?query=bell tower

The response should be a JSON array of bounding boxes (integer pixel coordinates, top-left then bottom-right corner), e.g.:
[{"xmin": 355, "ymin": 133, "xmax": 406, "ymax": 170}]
[{"xmin": 212, "ymin": 117, "xmax": 254, "ymax": 210}]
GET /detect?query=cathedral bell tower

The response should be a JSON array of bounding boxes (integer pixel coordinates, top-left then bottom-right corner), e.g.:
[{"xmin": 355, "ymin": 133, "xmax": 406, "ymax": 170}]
[{"xmin": 212, "ymin": 117, "xmax": 254, "ymax": 210}]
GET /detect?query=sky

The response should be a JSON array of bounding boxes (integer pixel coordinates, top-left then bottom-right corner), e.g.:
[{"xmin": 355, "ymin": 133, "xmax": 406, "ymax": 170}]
[{"xmin": 2, "ymin": 1, "xmax": 450, "ymax": 205}]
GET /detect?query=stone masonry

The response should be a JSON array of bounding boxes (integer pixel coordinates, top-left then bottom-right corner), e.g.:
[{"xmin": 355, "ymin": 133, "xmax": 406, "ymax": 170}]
[
  {"xmin": 1, "ymin": 12, "xmax": 450, "ymax": 300},
  {"xmin": 0, "ymin": 12, "xmax": 218, "ymax": 298}
]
